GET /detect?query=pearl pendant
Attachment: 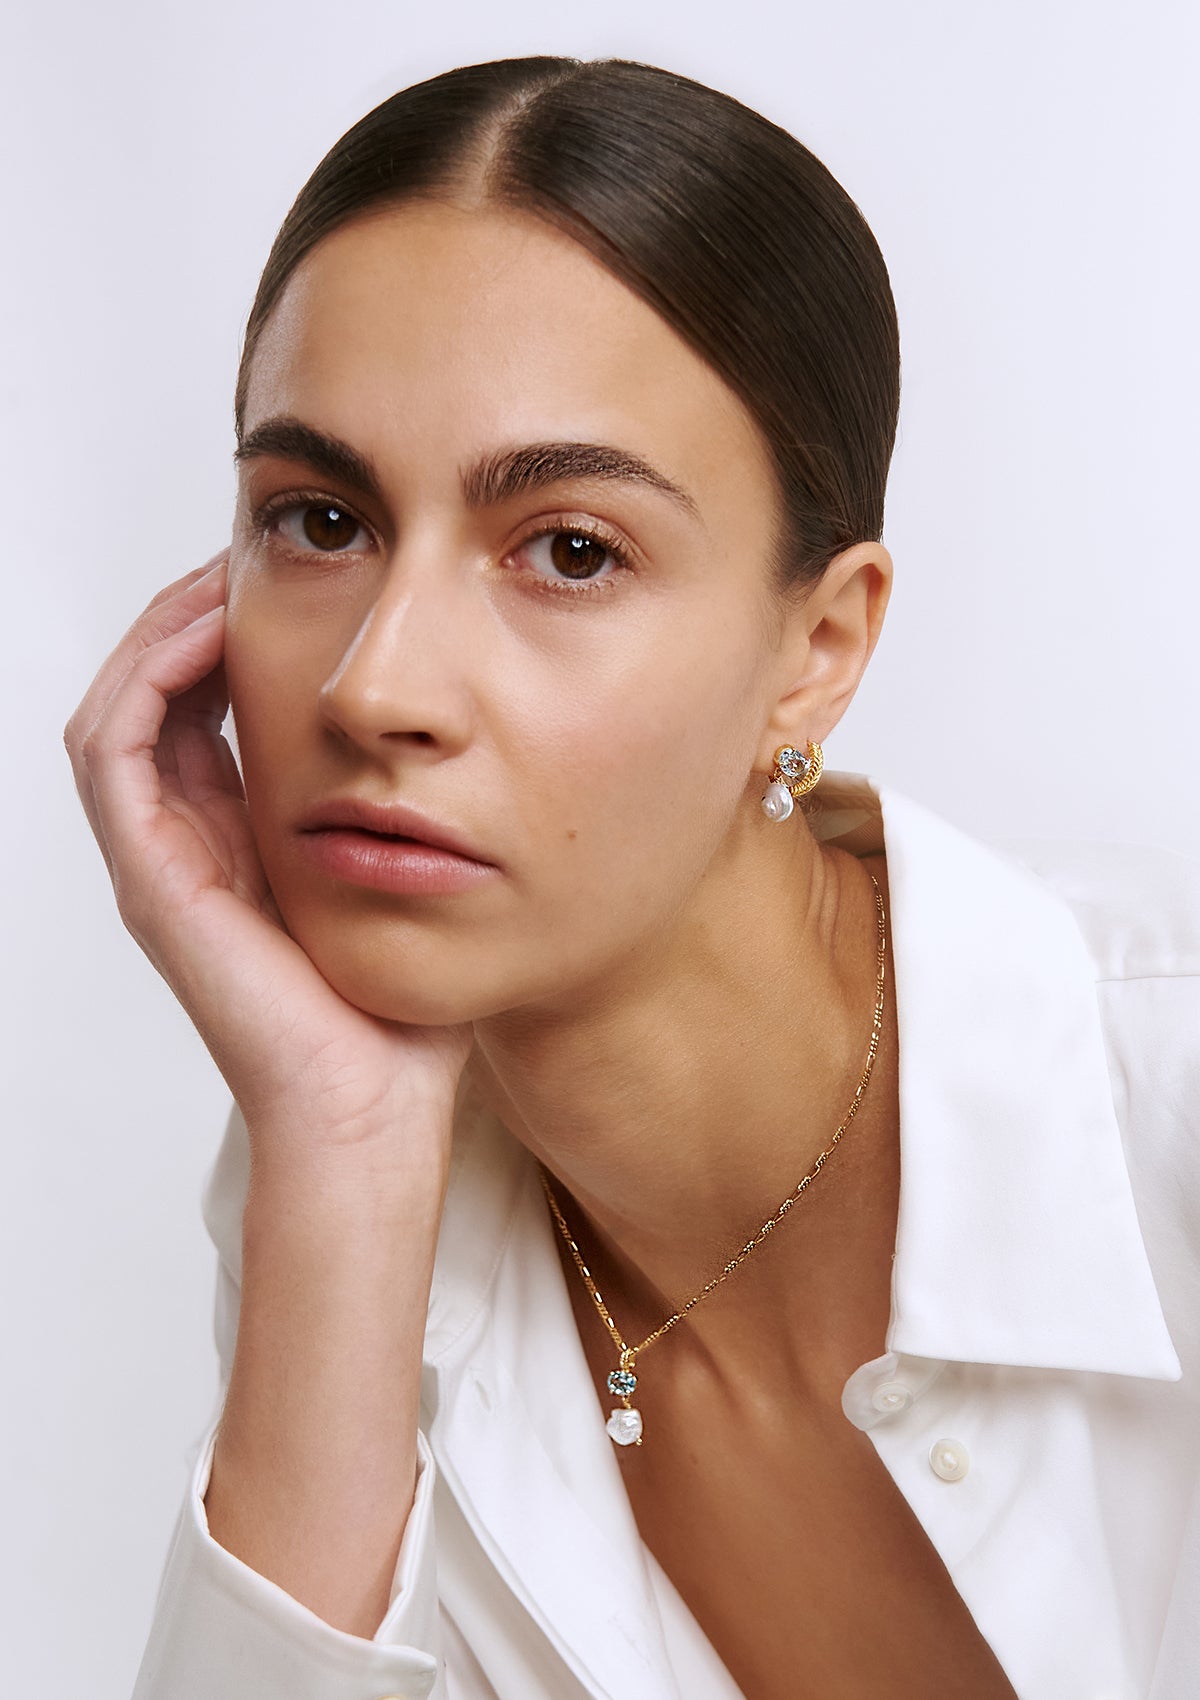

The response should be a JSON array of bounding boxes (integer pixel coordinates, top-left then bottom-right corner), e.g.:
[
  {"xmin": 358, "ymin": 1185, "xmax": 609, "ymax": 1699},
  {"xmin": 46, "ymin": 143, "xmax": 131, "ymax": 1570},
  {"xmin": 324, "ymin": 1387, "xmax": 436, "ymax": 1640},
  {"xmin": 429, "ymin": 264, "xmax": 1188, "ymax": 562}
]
[
  {"xmin": 606, "ymin": 1407, "xmax": 644, "ymax": 1446},
  {"xmin": 761, "ymin": 780, "xmax": 794, "ymax": 821}
]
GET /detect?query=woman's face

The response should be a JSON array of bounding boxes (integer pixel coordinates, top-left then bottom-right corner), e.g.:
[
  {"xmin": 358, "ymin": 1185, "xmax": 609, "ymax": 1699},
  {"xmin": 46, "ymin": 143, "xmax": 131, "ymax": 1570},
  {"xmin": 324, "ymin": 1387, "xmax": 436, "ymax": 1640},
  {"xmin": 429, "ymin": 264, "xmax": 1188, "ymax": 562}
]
[{"xmin": 227, "ymin": 198, "xmax": 796, "ymax": 1024}]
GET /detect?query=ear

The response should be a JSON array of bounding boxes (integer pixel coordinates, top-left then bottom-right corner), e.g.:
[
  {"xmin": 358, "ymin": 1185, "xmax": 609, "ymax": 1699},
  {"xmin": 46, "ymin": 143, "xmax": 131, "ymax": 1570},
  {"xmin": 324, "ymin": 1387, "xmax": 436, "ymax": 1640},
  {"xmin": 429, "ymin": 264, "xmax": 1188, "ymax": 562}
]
[{"xmin": 755, "ymin": 541, "xmax": 893, "ymax": 773}]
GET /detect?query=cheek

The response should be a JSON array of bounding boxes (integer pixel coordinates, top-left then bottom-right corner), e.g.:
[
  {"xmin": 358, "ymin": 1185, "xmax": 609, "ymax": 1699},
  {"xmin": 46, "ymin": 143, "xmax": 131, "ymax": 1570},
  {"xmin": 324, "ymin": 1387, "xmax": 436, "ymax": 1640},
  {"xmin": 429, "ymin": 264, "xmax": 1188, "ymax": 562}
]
[
  {"xmin": 223, "ymin": 591, "xmax": 330, "ymax": 817},
  {"xmin": 218, "ymin": 557, "xmax": 767, "ymax": 1016},
  {"xmin": 500, "ymin": 612, "xmax": 765, "ymax": 922}
]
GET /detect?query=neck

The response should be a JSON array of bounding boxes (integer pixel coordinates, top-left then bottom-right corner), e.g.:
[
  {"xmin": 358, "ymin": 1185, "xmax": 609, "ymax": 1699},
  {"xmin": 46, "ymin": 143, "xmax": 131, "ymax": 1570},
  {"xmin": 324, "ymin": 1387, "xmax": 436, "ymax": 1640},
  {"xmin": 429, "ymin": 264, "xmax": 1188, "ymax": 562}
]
[{"xmin": 466, "ymin": 803, "xmax": 899, "ymax": 1389}]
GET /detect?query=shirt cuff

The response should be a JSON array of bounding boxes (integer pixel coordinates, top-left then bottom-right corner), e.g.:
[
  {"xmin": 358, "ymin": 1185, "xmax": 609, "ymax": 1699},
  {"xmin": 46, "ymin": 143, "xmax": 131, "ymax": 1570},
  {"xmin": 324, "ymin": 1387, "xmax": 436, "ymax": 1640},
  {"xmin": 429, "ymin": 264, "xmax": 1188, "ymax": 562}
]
[{"xmin": 132, "ymin": 1418, "xmax": 442, "ymax": 1700}]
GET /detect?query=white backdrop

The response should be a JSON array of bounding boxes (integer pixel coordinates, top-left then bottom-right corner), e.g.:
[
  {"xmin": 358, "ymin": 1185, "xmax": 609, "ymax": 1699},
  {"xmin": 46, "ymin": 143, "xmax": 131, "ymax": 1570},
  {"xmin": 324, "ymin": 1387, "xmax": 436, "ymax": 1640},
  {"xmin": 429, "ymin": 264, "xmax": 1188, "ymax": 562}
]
[{"xmin": 3, "ymin": 1, "xmax": 1197, "ymax": 1693}]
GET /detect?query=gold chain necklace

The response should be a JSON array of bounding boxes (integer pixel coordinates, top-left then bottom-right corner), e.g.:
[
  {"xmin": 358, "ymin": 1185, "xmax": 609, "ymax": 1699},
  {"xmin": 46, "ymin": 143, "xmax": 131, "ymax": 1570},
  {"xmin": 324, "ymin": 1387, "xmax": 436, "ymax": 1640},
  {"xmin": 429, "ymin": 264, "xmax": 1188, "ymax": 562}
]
[{"xmin": 538, "ymin": 873, "xmax": 887, "ymax": 1448}]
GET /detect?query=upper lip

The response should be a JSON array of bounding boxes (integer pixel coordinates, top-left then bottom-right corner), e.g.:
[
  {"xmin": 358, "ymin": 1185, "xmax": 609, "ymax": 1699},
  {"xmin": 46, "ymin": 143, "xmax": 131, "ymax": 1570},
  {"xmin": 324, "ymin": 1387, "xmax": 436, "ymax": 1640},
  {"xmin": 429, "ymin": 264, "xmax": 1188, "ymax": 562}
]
[{"xmin": 297, "ymin": 797, "xmax": 496, "ymax": 865}]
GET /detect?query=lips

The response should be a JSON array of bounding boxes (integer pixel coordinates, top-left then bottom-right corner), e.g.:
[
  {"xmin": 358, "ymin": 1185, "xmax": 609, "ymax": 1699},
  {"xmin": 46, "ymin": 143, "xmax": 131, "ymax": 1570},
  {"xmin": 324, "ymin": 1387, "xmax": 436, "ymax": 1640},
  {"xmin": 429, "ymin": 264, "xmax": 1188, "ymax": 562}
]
[{"xmin": 296, "ymin": 797, "xmax": 496, "ymax": 866}]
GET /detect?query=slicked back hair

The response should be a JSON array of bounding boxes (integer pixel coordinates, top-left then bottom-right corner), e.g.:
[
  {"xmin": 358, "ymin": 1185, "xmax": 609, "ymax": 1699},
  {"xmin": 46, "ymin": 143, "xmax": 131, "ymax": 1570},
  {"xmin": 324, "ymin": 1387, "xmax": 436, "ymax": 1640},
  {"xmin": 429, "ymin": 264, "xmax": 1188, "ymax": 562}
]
[{"xmin": 234, "ymin": 56, "xmax": 901, "ymax": 592}]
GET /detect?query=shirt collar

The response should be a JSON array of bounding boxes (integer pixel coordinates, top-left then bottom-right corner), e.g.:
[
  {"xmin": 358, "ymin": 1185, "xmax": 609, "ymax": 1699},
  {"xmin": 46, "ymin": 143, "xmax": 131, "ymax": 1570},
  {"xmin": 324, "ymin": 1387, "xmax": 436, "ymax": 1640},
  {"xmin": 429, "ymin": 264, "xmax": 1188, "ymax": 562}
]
[
  {"xmin": 814, "ymin": 770, "xmax": 1180, "ymax": 1381},
  {"xmin": 428, "ymin": 769, "xmax": 1181, "ymax": 1383}
]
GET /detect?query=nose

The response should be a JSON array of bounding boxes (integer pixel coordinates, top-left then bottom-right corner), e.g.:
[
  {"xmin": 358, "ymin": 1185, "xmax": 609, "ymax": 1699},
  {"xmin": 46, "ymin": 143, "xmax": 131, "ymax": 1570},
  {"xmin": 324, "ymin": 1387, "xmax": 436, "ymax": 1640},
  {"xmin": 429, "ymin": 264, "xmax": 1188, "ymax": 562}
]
[{"xmin": 317, "ymin": 548, "xmax": 474, "ymax": 755}]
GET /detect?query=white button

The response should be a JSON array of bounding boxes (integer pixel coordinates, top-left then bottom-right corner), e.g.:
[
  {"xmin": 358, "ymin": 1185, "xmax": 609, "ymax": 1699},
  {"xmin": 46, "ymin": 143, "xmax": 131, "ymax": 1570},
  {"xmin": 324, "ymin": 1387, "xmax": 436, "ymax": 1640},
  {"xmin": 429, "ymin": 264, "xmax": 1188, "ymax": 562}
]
[
  {"xmin": 871, "ymin": 1378, "xmax": 913, "ymax": 1415},
  {"xmin": 928, "ymin": 1437, "xmax": 969, "ymax": 1482}
]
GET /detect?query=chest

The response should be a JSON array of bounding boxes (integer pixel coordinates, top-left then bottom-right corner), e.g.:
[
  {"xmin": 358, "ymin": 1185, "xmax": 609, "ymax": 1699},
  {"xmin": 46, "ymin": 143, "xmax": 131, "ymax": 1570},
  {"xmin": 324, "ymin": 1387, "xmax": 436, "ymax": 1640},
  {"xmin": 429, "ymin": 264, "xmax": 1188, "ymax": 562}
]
[{"xmin": 614, "ymin": 1392, "xmax": 1019, "ymax": 1700}]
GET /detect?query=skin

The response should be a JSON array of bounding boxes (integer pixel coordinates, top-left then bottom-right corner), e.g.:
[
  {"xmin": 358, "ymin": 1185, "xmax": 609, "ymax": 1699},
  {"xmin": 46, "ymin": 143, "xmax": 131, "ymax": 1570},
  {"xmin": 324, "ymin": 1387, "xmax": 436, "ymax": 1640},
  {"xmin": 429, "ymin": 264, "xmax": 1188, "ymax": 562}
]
[
  {"xmin": 68, "ymin": 195, "xmax": 1016, "ymax": 1696},
  {"xmin": 228, "ymin": 198, "xmax": 893, "ymax": 1307}
]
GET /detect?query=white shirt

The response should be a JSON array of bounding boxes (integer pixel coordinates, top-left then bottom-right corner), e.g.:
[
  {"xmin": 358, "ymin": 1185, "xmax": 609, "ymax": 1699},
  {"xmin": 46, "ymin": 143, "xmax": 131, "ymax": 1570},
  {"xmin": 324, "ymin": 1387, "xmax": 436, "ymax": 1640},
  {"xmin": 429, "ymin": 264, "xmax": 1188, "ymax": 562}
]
[{"xmin": 131, "ymin": 772, "xmax": 1200, "ymax": 1700}]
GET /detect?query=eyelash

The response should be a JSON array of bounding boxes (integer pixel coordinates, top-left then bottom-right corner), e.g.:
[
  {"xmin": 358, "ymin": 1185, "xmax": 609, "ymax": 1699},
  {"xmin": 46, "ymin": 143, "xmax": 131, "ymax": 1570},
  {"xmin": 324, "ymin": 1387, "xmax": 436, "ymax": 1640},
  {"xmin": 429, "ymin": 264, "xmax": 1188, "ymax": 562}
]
[{"xmin": 249, "ymin": 490, "xmax": 634, "ymax": 600}]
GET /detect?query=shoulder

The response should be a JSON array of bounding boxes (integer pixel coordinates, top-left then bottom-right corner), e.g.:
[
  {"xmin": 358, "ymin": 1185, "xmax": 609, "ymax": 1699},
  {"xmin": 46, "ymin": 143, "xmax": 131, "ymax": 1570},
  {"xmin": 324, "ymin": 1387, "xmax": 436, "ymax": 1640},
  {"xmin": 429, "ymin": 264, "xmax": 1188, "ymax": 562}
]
[
  {"xmin": 995, "ymin": 835, "xmax": 1200, "ymax": 1364},
  {"xmin": 990, "ymin": 834, "xmax": 1200, "ymax": 983}
]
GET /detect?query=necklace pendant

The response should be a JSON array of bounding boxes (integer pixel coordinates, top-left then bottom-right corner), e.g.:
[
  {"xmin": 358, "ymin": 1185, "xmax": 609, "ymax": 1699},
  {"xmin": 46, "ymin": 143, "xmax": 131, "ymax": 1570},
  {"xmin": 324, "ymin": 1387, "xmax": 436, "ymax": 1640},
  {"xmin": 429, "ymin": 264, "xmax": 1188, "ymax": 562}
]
[
  {"xmin": 604, "ymin": 1351, "xmax": 642, "ymax": 1444},
  {"xmin": 606, "ymin": 1406, "xmax": 644, "ymax": 1446}
]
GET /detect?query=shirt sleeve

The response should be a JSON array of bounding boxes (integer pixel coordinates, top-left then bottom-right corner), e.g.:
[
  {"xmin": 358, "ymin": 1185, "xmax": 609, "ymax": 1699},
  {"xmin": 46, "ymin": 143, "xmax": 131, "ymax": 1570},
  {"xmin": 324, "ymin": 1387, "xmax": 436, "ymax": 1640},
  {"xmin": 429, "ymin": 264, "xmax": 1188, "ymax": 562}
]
[{"xmin": 131, "ymin": 1103, "xmax": 444, "ymax": 1700}]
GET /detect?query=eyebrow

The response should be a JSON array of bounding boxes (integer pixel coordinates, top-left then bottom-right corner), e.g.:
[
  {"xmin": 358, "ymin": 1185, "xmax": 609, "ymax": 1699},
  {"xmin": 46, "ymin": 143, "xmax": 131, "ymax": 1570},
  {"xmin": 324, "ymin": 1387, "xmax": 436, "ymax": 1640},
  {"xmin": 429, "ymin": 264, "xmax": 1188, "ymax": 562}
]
[{"xmin": 234, "ymin": 416, "xmax": 701, "ymax": 522}]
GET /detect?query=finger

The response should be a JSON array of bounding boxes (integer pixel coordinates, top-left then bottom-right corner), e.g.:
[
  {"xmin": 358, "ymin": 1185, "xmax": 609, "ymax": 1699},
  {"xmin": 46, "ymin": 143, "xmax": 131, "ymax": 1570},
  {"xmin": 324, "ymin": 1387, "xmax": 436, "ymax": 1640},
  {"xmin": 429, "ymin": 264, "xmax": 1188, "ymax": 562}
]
[
  {"xmin": 95, "ymin": 551, "xmax": 230, "ymax": 717},
  {"xmin": 65, "ymin": 549, "xmax": 230, "ymax": 754},
  {"xmin": 67, "ymin": 561, "xmax": 229, "ymax": 857},
  {"xmin": 157, "ymin": 654, "xmax": 232, "ymax": 767},
  {"xmin": 157, "ymin": 662, "xmax": 246, "ymax": 805},
  {"xmin": 73, "ymin": 603, "xmax": 227, "ymax": 871},
  {"xmin": 141, "ymin": 547, "xmax": 232, "ymax": 615},
  {"xmin": 65, "ymin": 555, "xmax": 227, "ymax": 771}
]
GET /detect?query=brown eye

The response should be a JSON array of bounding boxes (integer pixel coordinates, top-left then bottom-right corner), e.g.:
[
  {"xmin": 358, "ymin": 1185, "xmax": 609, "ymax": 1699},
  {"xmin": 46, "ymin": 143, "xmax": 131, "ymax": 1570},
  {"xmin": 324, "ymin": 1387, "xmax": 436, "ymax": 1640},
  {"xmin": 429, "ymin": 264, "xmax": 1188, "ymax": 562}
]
[
  {"xmin": 547, "ymin": 531, "xmax": 611, "ymax": 580},
  {"xmin": 514, "ymin": 523, "xmax": 632, "ymax": 599},
  {"xmin": 301, "ymin": 504, "xmax": 360, "ymax": 551}
]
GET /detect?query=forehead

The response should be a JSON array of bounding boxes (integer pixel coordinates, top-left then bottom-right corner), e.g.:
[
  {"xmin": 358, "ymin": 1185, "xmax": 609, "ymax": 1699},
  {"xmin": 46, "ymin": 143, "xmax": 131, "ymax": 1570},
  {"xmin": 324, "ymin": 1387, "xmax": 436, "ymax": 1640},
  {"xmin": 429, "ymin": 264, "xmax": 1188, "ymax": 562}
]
[{"xmin": 241, "ymin": 199, "xmax": 778, "ymax": 524}]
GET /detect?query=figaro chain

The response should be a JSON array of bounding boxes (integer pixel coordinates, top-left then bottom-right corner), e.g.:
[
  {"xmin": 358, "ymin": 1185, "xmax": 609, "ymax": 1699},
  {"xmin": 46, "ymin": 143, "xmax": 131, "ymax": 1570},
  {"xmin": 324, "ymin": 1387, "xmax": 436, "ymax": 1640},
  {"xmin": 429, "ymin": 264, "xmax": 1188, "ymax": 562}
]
[{"xmin": 538, "ymin": 873, "xmax": 888, "ymax": 1447}]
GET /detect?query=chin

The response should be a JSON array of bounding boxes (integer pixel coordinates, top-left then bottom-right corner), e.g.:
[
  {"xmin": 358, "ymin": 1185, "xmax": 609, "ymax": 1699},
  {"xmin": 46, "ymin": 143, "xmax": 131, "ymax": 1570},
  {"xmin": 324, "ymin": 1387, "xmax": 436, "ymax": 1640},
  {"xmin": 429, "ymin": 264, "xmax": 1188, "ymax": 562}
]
[
  {"xmin": 313, "ymin": 951, "xmax": 479, "ymax": 1027},
  {"xmin": 281, "ymin": 909, "xmax": 499, "ymax": 1028}
]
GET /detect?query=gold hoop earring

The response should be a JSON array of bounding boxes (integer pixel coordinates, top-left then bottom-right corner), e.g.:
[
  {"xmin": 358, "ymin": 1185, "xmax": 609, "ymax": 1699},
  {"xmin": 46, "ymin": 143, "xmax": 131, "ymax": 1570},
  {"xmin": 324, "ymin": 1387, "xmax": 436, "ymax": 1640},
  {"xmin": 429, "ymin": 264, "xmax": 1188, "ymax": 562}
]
[{"xmin": 760, "ymin": 740, "xmax": 824, "ymax": 821}]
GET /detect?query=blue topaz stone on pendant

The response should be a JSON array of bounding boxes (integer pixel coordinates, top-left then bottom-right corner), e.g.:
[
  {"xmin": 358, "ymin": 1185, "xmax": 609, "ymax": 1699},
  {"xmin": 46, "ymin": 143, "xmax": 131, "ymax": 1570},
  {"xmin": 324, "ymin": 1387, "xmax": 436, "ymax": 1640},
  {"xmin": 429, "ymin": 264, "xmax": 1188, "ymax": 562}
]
[{"xmin": 605, "ymin": 1352, "xmax": 643, "ymax": 1445}]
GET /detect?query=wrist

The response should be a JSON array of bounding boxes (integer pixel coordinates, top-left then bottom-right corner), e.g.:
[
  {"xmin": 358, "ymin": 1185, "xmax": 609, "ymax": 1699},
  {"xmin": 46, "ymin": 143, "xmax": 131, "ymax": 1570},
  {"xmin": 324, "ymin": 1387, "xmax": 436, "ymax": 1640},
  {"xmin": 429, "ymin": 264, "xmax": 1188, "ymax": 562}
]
[{"xmin": 242, "ymin": 1108, "xmax": 454, "ymax": 1228}]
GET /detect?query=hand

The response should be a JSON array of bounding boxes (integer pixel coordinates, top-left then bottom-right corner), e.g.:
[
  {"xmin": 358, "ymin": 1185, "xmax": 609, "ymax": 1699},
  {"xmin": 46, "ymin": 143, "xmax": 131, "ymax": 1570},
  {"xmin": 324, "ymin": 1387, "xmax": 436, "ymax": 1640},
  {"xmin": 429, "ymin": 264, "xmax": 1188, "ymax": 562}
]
[{"xmin": 64, "ymin": 552, "xmax": 474, "ymax": 1179}]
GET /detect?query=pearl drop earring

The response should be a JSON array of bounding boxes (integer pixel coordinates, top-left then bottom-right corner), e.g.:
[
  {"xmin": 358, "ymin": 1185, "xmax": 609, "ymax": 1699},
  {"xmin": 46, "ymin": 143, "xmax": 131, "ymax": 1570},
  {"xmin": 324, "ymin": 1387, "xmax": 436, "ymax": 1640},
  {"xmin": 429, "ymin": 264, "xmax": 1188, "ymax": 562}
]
[{"xmin": 761, "ymin": 740, "xmax": 824, "ymax": 820}]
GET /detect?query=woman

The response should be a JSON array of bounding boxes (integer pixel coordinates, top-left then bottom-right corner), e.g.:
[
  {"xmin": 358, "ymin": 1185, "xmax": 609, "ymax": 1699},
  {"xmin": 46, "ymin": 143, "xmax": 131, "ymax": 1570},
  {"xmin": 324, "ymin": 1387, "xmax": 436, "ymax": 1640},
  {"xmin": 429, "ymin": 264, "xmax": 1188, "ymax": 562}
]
[{"xmin": 65, "ymin": 54, "xmax": 1198, "ymax": 1700}]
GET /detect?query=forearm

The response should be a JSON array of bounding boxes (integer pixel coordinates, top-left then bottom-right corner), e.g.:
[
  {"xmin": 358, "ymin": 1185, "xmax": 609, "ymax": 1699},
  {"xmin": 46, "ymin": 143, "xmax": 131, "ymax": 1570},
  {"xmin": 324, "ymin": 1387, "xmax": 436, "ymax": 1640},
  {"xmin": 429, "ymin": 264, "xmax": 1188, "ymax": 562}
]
[{"xmin": 203, "ymin": 1147, "xmax": 448, "ymax": 1639}]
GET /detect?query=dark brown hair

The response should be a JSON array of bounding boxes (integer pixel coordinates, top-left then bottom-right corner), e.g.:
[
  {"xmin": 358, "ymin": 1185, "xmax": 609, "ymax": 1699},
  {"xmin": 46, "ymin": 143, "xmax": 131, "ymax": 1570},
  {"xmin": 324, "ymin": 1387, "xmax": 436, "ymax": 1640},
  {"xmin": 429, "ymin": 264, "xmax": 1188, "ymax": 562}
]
[{"xmin": 234, "ymin": 55, "xmax": 900, "ymax": 590}]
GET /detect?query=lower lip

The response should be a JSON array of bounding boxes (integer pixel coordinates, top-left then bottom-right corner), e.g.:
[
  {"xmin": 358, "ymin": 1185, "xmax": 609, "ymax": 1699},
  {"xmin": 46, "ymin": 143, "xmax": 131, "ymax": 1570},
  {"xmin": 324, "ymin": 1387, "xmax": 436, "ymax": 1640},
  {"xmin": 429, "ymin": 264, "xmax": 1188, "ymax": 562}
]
[{"xmin": 298, "ymin": 829, "xmax": 500, "ymax": 895}]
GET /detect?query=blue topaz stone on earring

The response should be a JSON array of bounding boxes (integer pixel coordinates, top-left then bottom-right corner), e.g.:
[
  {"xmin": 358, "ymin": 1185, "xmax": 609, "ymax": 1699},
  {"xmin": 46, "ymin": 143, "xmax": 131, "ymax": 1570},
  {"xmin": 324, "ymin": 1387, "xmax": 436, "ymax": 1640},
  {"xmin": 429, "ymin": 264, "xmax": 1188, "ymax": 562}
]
[
  {"xmin": 607, "ymin": 1367, "xmax": 638, "ymax": 1397},
  {"xmin": 761, "ymin": 740, "xmax": 824, "ymax": 819},
  {"xmin": 777, "ymin": 745, "xmax": 811, "ymax": 782}
]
